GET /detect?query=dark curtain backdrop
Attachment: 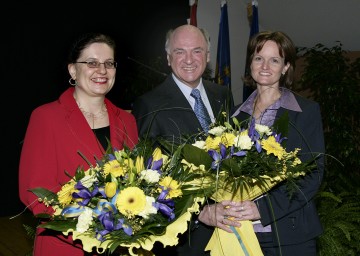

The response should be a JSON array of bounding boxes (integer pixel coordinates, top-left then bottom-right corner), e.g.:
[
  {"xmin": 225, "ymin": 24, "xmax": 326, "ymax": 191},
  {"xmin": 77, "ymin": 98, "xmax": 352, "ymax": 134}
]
[{"xmin": 2, "ymin": 2, "xmax": 189, "ymax": 217}]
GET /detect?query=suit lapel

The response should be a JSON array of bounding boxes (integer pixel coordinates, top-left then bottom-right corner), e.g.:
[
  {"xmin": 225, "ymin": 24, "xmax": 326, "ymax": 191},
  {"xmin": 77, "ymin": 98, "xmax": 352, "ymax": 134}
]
[
  {"xmin": 204, "ymin": 83, "xmax": 225, "ymax": 118},
  {"xmin": 163, "ymin": 77, "xmax": 203, "ymax": 131}
]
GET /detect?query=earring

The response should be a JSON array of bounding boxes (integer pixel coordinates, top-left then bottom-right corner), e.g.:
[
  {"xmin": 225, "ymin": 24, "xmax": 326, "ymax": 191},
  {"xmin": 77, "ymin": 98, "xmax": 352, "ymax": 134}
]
[{"xmin": 69, "ymin": 78, "xmax": 77, "ymax": 86}]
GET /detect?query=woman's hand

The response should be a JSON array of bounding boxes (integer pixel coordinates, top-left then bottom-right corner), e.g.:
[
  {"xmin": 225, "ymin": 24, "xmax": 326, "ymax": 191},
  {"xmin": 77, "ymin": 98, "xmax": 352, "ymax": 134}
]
[{"xmin": 198, "ymin": 200, "xmax": 261, "ymax": 233}]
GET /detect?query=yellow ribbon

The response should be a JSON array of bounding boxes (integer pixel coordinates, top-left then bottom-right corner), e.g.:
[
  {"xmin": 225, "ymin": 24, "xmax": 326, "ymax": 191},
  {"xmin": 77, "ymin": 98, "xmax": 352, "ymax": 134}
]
[
  {"xmin": 205, "ymin": 220, "xmax": 263, "ymax": 256},
  {"xmin": 205, "ymin": 176, "xmax": 287, "ymax": 256}
]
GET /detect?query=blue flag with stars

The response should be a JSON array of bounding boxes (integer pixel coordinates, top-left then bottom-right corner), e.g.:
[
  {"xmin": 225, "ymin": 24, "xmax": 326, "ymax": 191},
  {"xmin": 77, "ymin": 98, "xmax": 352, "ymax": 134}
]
[{"xmin": 215, "ymin": 0, "xmax": 231, "ymax": 88}]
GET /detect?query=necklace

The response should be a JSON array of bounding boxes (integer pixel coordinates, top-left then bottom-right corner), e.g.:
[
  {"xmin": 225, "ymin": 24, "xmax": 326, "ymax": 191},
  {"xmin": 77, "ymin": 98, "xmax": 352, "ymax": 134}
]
[
  {"xmin": 77, "ymin": 101, "xmax": 107, "ymax": 120},
  {"xmin": 253, "ymin": 91, "xmax": 281, "ymax": 121}
]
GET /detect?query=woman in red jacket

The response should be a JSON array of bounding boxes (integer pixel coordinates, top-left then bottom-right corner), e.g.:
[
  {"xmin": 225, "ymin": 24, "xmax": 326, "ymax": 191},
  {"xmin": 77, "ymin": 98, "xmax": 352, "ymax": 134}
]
[{"xmin": 19, "ymin": 32, "xmax": 138, "ymax": 255}]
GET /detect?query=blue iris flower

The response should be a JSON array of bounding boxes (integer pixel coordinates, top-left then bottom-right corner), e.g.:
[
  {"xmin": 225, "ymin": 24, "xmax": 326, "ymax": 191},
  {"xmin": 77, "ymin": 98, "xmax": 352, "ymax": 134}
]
[
  {"xmin": 154, "ymin": 189, "xmax": 175, "ymax": 221},
  {"xmin": 274, "ymin": 132, "xmax": 286, "ymax": 144},
  {"xmin": 230, "ymin": 146, "xmax": 247, "ymax": 157},
  {"xmin": 72, "ymin": 182, "xmax": 100, "ymax": 206},
  {"xmin": 248, "ymin": 119, "xmax": 262, "ymax": 153},
  {"xmin": 96, "ymin": 211, "xmax": 133, "ymax": 241},
  {"xmin": 146, "ymin": 156, "xmax": 163, "ymax": 174},
  {"xmin": 208, "ymin": 143, "xmax": 228, "ymax": 170}
]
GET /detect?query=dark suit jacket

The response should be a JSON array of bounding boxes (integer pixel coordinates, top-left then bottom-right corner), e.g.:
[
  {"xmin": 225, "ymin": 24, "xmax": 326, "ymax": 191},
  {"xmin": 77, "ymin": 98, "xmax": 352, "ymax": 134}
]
[
  {"xmin": 132, "ymin": 75, "xmax": 233, "ymax": 144},
  {"xmin": 231, "ymin": 93, "xmax": 325, "ymax": 246},
  {"xmin": 132, "ymin": 75, "xmax": 233, "ymax": 255}
]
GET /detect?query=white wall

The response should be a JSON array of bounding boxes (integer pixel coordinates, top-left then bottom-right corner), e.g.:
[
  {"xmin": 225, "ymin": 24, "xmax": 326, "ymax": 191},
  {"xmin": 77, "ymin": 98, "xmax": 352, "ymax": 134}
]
[{"xmin": 197, "ymin": 0, "xmax": 360, "ymax": 105}]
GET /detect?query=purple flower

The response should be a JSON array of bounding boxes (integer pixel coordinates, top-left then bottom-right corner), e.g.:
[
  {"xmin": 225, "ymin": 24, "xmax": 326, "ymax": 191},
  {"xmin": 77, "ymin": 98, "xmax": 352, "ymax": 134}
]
[
  {"xmin": 208, "ymin": 144, "xmax": 228, "ymax": 170},
  {"xmin": 274, "ymin": 132, "xmax": 286, "ymax": 144},
  {"xmin": 72, "ymin": 182, "xmax": 100, "ymax": 206},
  {"xmin": 96, "ymin": 212, "xmax": 133, "ymax": 241},
  {"xmin": 146, "ymin": 156, "xmax": 163, "ymax": 174},
  {"xmin": 154, "ymin": 190, "xmax": 175, "ymax": 221},
  {"xmin": 230, "ymin": 146, "xmax": 247, "ymax": 157},
  {"xmin": 248, "ymin": 119, "xmax": 262, "ymax": 153}
]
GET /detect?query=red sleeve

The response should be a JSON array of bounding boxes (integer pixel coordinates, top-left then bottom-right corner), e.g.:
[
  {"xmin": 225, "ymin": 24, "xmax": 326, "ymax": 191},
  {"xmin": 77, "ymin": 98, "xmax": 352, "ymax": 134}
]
[{"xmin": 19, "ymin": 107, "xmax": 57, "ymax": 215}]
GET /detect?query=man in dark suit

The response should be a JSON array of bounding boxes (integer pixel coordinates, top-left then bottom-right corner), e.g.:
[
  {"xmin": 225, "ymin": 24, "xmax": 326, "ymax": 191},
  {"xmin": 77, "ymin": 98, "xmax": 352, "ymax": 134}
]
[
  {"xmin": 132, "ymin": 24, "xmax": 233, "ymax": 255},
  {"xmin": 132, "ymin": 24, "xmax": 233, "ymax": 144}
]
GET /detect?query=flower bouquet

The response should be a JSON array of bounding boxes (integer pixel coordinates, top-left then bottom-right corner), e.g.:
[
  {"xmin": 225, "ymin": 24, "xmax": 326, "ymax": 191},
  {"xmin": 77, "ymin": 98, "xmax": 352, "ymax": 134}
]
[
  {"xmin": 30, "ymin": 139, "xmax": 215, "ymax": 255},
  {"xmin": 180, "ymin": 112, "xmax": 320, "ymax": 256}
]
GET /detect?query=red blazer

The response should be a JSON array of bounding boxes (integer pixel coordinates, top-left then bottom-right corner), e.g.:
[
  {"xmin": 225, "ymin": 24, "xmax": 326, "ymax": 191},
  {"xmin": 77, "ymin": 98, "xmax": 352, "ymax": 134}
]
[{"xmin": 19, "ymin": 87, "xmax": 138, "ymax": 255}]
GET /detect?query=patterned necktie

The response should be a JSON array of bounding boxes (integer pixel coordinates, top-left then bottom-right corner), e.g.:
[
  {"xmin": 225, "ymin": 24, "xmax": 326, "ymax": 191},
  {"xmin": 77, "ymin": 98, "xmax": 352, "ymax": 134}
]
[{"xmin": 191, "ymin": 89, "xmax": 212, "ymax": 132}]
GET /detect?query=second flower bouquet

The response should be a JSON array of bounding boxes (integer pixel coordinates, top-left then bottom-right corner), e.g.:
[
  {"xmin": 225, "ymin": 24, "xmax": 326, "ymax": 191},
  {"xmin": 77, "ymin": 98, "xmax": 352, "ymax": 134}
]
[{"xmin": 179, "ymin": 112, "xmax": 321, "ymax": 256}]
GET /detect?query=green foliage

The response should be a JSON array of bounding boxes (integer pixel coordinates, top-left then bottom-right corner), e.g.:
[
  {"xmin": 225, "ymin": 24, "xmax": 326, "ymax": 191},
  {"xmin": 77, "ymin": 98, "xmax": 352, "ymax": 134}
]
[
  {"xmin": 28, "ymin": 187, "xmax": 58, "ymax": 204},
  {"xmin": 39, "ymin": 219, "xmax": 78, "ymax": 232},
  {"xmin": 23, "ymin": 223, "xmax": 36, "ymax": 240},
  {"xmin": 297, "ymin": 43, "xmax": 360, "ymax": 180},
  {"xmin": 296, "ymin": 43, "xmax": 360, "ymax": 255},
  {"xmin": 23, "ymin": 223, "xmax": 36, "ymax": 256},
  {"xmin": 316, "ymin": 185, "xmax": 360, "ymax": 256}
]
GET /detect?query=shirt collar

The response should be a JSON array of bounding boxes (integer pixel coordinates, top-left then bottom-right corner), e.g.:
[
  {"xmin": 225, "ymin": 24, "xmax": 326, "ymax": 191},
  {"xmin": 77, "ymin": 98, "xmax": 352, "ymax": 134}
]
[
  {"xmin": 172, "ymin": 73, "xmax": 205, "ymax": 98},
  {"xmin": 231, "ymin": 87, "xmax": 302, "ymax": 117}
]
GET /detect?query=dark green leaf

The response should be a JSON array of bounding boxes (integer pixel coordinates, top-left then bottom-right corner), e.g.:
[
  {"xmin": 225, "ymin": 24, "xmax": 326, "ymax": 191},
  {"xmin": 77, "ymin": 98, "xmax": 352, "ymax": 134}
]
[
  {"xmin": 39, "ymin": 219, "xmax": 77, "ymax": 232},
  {"xmin": 29, "ymin": 187, "xmax": 57, "ymax": 202},
  {"xmin": 181, "ymin": 144, "xmax": 212, "ymax": 169}
]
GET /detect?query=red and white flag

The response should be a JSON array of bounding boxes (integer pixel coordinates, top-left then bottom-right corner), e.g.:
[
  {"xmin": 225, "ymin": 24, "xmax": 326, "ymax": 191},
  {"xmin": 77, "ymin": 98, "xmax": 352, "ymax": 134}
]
[{"xmin": 188, "ymin": 0, "xmax": 198, "ymax": 26}]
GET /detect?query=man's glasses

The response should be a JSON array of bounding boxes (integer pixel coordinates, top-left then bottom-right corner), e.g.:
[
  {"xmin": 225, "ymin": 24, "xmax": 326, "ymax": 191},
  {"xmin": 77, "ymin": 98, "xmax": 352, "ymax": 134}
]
[{"xmin": 76, "ymin": 60, "xmax": 117, "ymax": 69}]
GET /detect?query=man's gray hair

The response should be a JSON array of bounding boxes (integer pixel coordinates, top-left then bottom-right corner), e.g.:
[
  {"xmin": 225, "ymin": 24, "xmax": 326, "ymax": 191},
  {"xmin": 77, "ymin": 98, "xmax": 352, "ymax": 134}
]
[{"xmin": 165, "ymin": 27, "xmax": 211, "ymax": 54}]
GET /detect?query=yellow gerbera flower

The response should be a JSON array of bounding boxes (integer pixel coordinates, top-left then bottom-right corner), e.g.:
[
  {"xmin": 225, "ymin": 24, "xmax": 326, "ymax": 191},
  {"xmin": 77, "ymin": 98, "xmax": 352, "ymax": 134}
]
[
  {"xmin": 103, "ymin": 160, "xmax": 126, "ymax": 177},
  {"xmin": 205, "ymin": 136, "xmax": 221, "ymax": 151},
  {"xmin": 261, "ymin": 136, "xmax": 285, "ymax": 159},
  {"xmin": 159, "ymin": 176, "xmax": 182, "ymax": 199},
  {"xmin": 116, "ymin": 187, "xmax": 146, "ymax": 217},
  {"xmin": 57, "ymin": 180, "xmax": 77, "ymax": 206},
  {"xmin": 221, "ymin": 132, "xmax": 236, "ymax": 147}
]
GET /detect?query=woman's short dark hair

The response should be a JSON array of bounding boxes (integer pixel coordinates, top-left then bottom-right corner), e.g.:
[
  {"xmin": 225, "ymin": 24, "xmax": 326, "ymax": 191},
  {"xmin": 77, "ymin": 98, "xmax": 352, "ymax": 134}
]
[
  {"xmin": 243, "ymin": 31, "xmax": 297, "ymax": 88},
  {"xmin": 68, "ymin": 32, "xmax": 116, "ymax": 63}
]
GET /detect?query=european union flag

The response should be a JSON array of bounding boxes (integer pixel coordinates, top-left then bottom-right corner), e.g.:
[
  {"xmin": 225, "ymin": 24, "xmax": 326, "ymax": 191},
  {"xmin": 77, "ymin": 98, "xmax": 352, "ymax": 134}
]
[
  {"xmin": 243, "ymin": 0, "xmax": 259, "ymax": 101},
  {"xmin": 215, "ymin": 0, "xmax": 231, "ymax": 88},
  {"xmin": 250, "ymin": 0, "xmax": 259, "ymax": 38}
]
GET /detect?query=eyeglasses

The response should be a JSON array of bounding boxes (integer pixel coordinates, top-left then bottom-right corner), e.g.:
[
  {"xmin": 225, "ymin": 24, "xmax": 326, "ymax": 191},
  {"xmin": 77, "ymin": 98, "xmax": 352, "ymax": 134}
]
[{"xmin": 76, "ymin": 60, "xmax": 117, "ymax": 69}]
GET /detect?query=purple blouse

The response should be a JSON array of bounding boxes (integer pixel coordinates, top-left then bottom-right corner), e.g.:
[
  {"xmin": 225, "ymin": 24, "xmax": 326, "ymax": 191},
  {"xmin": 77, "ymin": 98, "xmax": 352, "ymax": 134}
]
[{"xmin": 231, "ymin": 87, "xmax": 302, "ymax": 126}]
